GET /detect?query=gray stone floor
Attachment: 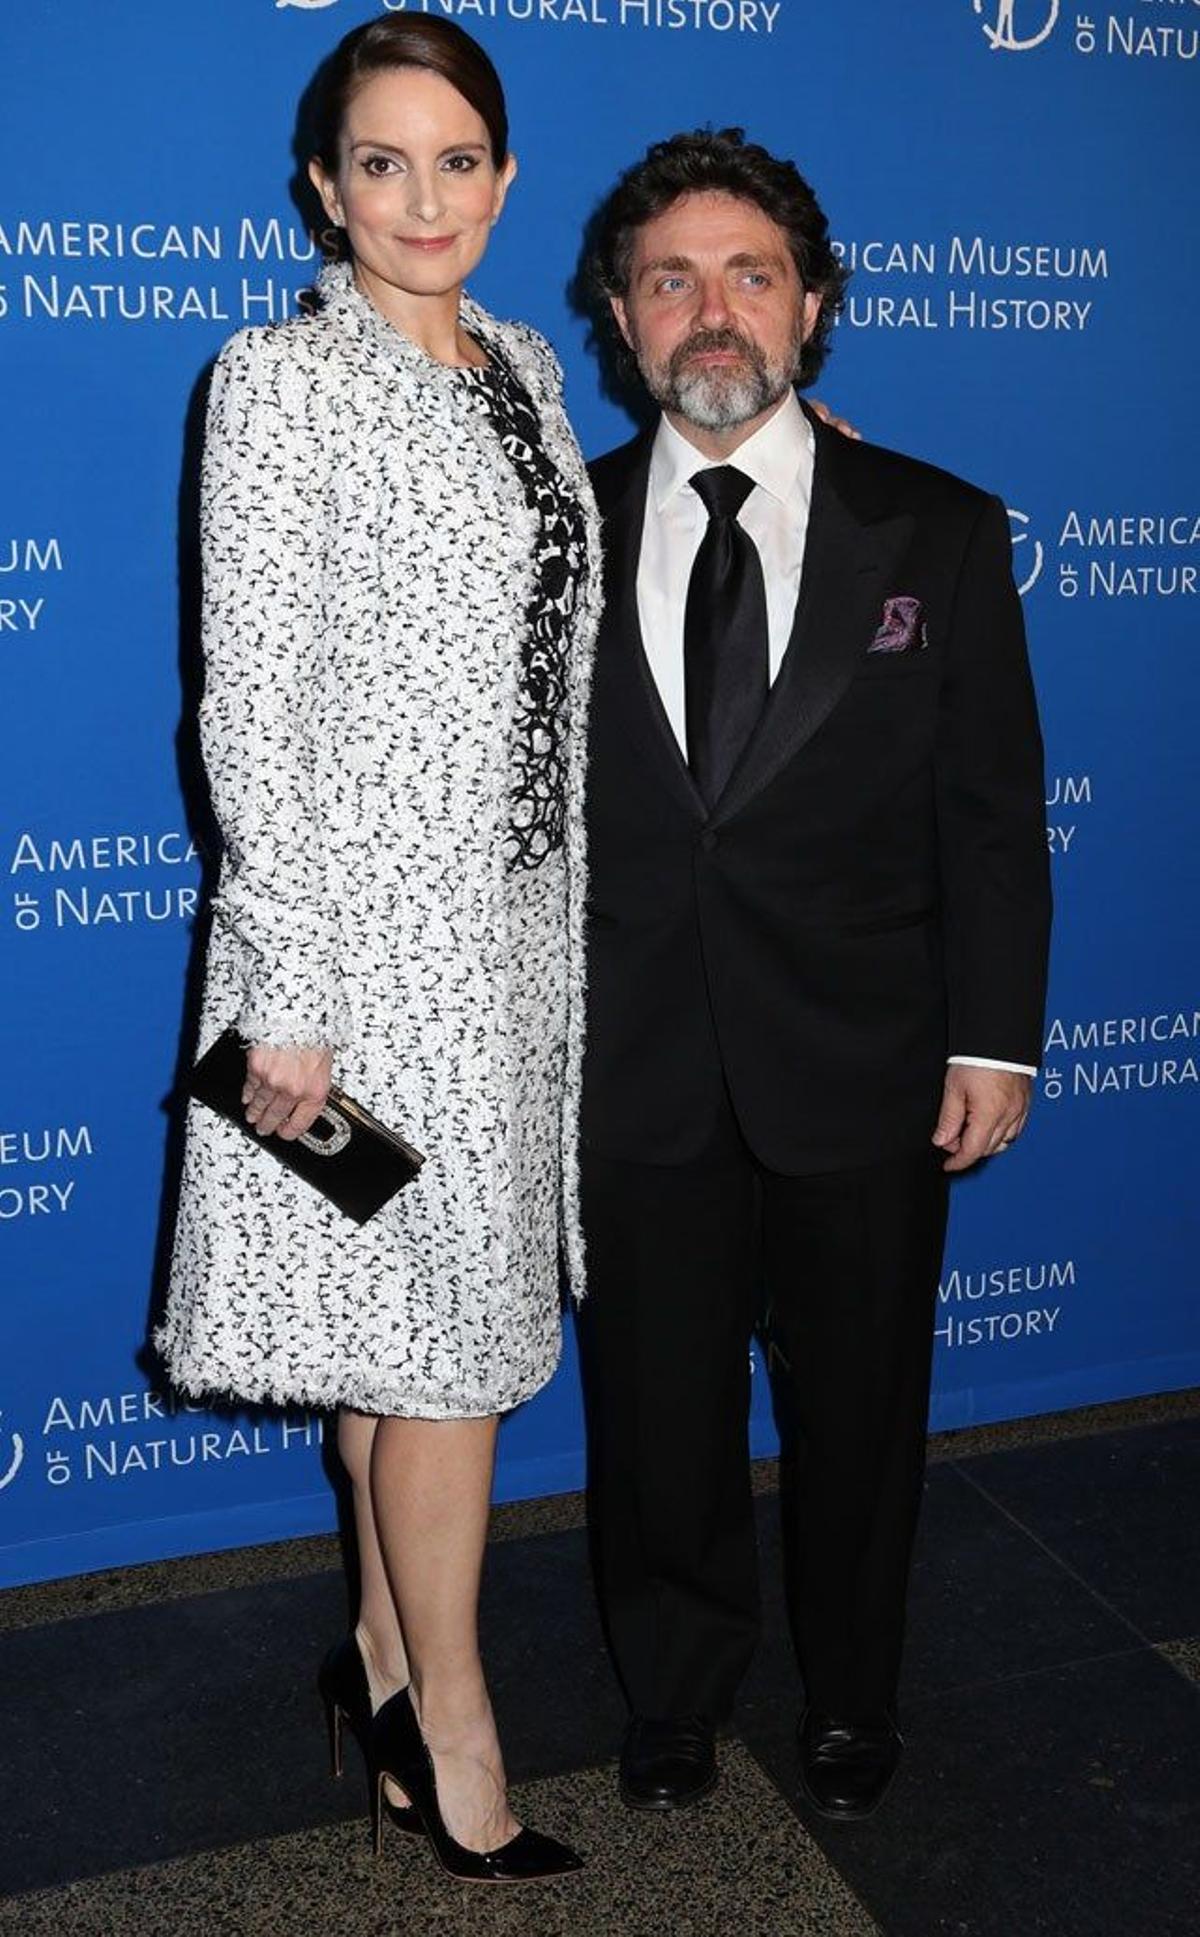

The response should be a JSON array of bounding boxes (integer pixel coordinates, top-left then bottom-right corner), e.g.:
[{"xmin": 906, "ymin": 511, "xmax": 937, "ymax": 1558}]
[
  {"xmin": 2, "ymin": 1388, "xmax": 1198, "ymax": 1936},
  {"xmin": 0, "ymin": 1746, "xmax": 876, "ymax": 1937}
]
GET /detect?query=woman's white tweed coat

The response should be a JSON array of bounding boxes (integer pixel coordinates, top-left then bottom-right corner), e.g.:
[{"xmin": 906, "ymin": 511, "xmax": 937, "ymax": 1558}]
[{"xmin": 158, "ymin": 265, "xmax": 602, "ymax": 1418}]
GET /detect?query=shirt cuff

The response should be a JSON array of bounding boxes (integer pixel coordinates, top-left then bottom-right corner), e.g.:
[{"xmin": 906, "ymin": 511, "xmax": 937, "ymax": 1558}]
[{"xmin": 947, "ymin": 1055, "xmax": 1038, "ymax": 1077}]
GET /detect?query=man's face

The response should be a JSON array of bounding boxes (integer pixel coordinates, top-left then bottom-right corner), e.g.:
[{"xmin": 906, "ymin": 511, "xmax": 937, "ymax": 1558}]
[{"xmin": 610, "ymin": 190, "xmax": 821, "ymax": 434}]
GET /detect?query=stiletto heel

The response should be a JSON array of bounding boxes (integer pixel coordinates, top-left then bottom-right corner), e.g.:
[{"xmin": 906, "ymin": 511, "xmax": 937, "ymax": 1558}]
[
  {"xmin": 369, "ymin": 1688, "xmax": 583, "ymax": 1883},
  {"xmin": 317, "ymin": 1635, "xmax": 424, "ymax": 1837},
  {"xmin": 371, "ymin": 1767, "xmax": 389, "ymax": 1860},
  {"xmin": 323, "ymin": 1684, "xmax": 345, "ymax": 1779}
]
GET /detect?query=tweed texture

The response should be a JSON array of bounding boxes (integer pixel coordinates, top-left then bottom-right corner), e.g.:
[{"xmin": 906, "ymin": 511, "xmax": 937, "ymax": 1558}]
[{"xmin": 157, "ymin": 264, "xmax": 601, "ymax": 1417}]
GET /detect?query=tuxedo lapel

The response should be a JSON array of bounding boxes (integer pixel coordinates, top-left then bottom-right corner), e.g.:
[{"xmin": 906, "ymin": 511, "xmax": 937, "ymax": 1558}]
[
  {"xmin": 714, "ymin": 416, "xmax": 914, "ymax": 824},
  {"xmin": 592, "ymin": 435, "xmax": 706, "ymax": 817}
]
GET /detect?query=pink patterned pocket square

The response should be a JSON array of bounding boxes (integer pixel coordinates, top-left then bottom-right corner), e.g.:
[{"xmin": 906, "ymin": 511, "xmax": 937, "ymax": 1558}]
[{"xmin": 868, "ymin": 595, "xmax": 927, "ymax": 655}]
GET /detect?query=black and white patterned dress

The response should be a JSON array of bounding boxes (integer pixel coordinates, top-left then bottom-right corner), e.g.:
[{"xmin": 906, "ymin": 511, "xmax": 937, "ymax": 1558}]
[
  {"xmin": 157, "ymin": 266, "xmax": 601, "ymax": 1419},
  {"xmin": 458, "ymin": 348, "xmax": 587, "ymax": 875}
]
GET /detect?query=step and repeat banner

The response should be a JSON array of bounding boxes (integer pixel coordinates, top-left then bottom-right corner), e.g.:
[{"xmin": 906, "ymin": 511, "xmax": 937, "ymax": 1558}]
[{"xmin": 1, "ymin": 1, "xmax": 1196, "ymax": 1586}]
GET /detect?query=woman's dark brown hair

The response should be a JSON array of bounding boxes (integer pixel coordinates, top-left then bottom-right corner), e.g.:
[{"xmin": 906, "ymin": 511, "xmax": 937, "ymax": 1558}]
[{"xmin": 308, "ymin": 16, "xmax": 509, "ymax": 172}]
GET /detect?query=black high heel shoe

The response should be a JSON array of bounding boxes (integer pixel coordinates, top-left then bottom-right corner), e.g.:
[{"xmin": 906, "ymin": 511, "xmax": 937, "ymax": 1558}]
[
  {"xmin": 318, "ymin": 1635, "xmax": 423, "ymax": 1836},
  {"xmin": 369, "ymin": 1687, "xmax": 584, "ymax": 1883}
]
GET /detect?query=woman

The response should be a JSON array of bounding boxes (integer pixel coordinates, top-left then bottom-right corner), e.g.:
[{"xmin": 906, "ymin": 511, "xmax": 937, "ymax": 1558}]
[{"xmin": 157, "ymin": 16, "xmax": 600, "ymax": 1883}]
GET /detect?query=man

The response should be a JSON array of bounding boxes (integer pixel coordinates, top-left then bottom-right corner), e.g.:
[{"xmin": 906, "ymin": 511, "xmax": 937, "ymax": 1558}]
[{"xmin": 576, "ymin": 130, "xmax": 1051, "ymax": 1821}]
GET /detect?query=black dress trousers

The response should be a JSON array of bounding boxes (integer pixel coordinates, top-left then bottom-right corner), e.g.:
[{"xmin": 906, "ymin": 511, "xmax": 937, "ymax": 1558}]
[{"xmin": 577, "ymin": 1097, "xmax": 949, "ymax": 1726}]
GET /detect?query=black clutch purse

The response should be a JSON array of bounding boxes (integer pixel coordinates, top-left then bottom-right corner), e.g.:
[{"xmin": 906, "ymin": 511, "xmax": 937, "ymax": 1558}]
[{"xmin": 189, "ymin": 1028, "xmax": 425, "ymax": 1226}]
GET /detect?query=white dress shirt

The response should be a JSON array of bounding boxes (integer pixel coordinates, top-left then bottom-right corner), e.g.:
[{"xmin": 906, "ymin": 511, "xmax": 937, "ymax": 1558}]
[
  {"xmin": 638, "ymin": 392, "xmax": 813, "ymax": 743},
  {"xmin": 635, "ymin": 394, "xmax": 1035, "ymax": 1079}
]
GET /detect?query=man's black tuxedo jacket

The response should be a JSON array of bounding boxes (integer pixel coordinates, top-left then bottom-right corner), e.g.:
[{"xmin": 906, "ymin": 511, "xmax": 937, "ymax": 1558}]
[{"xmin": 581, "ymin": 407, "xmax": 1052, "ymax": 1174}]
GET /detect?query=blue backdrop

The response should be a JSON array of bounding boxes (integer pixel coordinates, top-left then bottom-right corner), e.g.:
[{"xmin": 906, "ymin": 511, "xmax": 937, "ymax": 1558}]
[{"xmin": 2, "ymin": 0, "xmax": 1197, "ymax": 1586}]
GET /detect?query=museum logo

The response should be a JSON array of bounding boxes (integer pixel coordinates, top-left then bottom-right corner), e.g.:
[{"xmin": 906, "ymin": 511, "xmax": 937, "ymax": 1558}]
[
  {"xmin": 0, "ymin": 1413, "xmax": 25, "ymax": 1492},
  {"xmin": 973, "ymin": 0, "xmax": 1059, "ymax": 51},
  {"xmin": 971, "ymin": 2, "xmax": 1199, "ymax": 60},
  {"xmin": 1006, "ymin": 509, "xmax": 1044, "ymax": 597}
]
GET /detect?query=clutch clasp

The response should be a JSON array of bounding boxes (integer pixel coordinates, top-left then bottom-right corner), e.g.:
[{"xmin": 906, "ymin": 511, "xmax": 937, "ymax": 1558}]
[{"xmin": 298, "ymin": 1104, "xmax": 352, "ymax": 1158}]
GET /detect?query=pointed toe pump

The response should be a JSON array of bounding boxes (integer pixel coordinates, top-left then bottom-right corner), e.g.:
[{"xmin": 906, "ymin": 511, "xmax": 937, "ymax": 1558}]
[
  {"xmin": 318, "ymin": 1634, "xmax": 423, "ymax": 1836},
  {"xmin": 369, "ymin": 1687, "xmax": 584, "ymax": 1883}
]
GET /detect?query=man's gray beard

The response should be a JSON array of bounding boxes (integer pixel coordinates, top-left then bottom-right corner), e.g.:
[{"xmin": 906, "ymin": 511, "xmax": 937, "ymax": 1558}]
[{"xmin": 637, "ymin": 325, "xmax": 803, "ymax": 432}]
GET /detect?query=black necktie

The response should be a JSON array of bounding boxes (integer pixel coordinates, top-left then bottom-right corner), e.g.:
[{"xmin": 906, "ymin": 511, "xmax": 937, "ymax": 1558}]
[{"xmin": 683, "ymin": 466, "xmax": 769, "ymax": 808}]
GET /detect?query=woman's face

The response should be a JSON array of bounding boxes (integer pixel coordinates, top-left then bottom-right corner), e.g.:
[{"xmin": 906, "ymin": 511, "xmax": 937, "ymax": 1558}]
[{"xmin": 309, "ymin": 66, "xmax": 515, "ymax": 317}]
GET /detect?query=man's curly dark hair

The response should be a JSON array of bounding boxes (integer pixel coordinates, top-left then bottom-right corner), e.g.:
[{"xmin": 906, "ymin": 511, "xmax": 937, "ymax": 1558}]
[{"xmin": 587, "ymin": 127, "xmax": 850, "ymax": 389}]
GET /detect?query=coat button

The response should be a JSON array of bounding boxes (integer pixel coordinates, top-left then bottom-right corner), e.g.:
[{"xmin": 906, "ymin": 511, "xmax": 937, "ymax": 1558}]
[{"xmin": 700, "ymin": 830, "xmax": 719, "ymax": 853}]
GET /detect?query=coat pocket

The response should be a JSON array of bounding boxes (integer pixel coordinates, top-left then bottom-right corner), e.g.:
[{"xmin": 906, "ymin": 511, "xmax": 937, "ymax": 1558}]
[{"xmin": 854, "ymin": 647, "xmax": 936, "ymax": 681}]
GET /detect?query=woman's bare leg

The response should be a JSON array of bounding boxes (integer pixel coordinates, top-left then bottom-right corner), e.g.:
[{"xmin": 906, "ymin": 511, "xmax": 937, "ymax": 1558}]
[
  {"xmin": 338, "ymin": 1411, "xmax": 410, "ymax": 1694},
  {"xmin": 371, "ymin": 1413, "xmax": 518, "ymax": 1852},
  {"xmin": 337, "ymin": 1409, "xmax": 410, "ymax": 1804}
]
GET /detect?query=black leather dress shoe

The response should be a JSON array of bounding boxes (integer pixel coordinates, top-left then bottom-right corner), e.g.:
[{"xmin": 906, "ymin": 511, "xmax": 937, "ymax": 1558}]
[
  {"xmin": 619, "ymin": 1716, "xmax": 718, "ymax": 1810},
  {"xmin": 797, "ymin": 1710, "xmax": 902, "ymax": 1820}
]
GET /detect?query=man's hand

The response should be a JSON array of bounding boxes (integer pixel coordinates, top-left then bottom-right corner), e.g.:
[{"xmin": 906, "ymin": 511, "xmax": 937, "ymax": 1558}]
[
  {"xmin": 243, "ymin": 1045, "xmax": 333, "ymax": 1142},
  {"xmin": 808, "ymin": 398, "xmax": 862, "ymax": 441},
  {"xmin": 931, "ymin": 1065, "xmax": 1031, "ymax": 1174}
]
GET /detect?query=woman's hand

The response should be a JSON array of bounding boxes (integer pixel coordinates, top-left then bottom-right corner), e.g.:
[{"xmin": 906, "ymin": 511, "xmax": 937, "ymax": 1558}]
[
  {"xmin": 808, "ymin": 399, "xmax": 862, "ymax": 441},
  {"xmin": 243, "ymin": 1045, "xmax": 334, "ymax": 1142}
]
